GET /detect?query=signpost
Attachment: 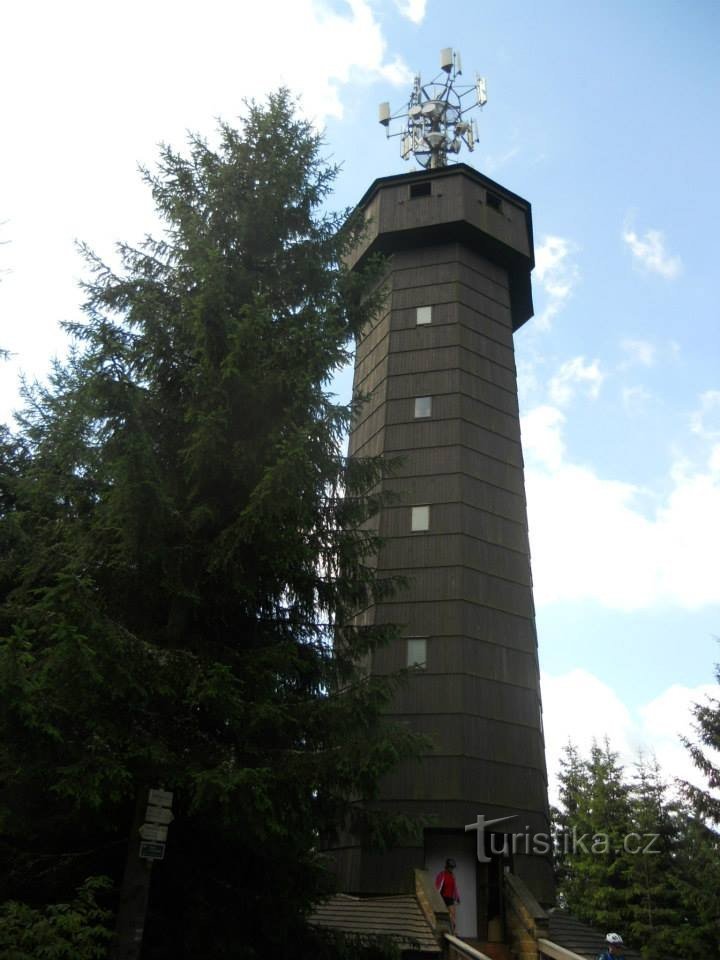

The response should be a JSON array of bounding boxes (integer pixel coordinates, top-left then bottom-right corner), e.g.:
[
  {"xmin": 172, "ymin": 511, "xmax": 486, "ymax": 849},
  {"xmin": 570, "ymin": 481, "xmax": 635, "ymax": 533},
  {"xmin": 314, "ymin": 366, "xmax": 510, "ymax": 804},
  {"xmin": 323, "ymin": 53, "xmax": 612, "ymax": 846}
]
[
  {"xmin": 139, "ymin": 823, "xmax": 168, "ymax": 843},
  {"xmin": 144, "ymin": 804, "xmax": 174, "ymax": 825},
  {"xmin": 111, "ymin": 787, "xmax": 175, "ymax": 960},
  {"xmin": 139, "ymin": 841, "xmax": 165, "ymax": 861},
  {"xmin": 148, "ymin": 788, "xmax": 173, "ymax": 807}
]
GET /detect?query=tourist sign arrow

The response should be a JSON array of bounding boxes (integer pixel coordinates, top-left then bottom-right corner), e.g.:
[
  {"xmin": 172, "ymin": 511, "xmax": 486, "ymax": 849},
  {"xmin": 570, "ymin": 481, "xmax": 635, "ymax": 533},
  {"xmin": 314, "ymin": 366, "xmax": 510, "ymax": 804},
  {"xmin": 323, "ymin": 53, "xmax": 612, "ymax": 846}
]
[
  {"xmin": 139, "ymin": 823, "xmax": 168, "ymax": 842},
  {"xmin": 145, "ymin": 804, "xmax": 174, "ymax": 825},
  {"xmin": 148, "ymin": 788, "xmax": 173, "ymax": 808}
]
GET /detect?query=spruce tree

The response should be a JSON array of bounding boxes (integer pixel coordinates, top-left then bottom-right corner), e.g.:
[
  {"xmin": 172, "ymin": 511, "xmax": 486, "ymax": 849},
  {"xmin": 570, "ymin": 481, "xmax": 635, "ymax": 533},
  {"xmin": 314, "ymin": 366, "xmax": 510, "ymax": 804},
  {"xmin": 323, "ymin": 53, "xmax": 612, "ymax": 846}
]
[
  {"xmin": 680, "ymin": 661, "xmax": 720, "ymax": 825},
  {"xmin": 553, "ymin": 741, "xmax": 591, "ymax": 900},
  {"xmin": 0, "ymin": 92, "xmax": 415, "ymax": 959},
  {"xmin": 553, "ymin": 741, "xmax": 720, "ymax": 960},
  {"xmin": 676, "ymin": 659, "xmax": 720, "ymax": 957},
  {"xmin": 625, "ymin": 756, "xmax": 685, "ymax": 959},
  {"xmin": 670, "ymin": 811, "xmax": 720, "ymax": 958},
  {"xmin": 554, "ymin": 740, "xmax": 634, "ymax": 930}
]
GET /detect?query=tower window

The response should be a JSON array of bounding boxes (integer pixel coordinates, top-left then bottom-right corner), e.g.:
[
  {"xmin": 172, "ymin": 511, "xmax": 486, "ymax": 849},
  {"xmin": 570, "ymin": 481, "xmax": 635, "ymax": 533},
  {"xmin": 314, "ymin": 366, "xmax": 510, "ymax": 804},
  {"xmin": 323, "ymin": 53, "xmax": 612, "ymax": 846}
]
[
  {"xmin": 416, "ymin": 305, "xmax": 432, "ymax": 325},
  {"xmin": 411, "ymin": 505, "xmax": 430, "ymax": 531},
  {"xmin": 486, "ymin": 190, "xmax": 503, "ymax": 212},
  {"xmin": 410, "ymin": 181, "xmax": 432, "ymax": 199},
  {"xmin": 407, "ymin": 637, "xmax": 428, "ymax": 668},
  {"xmin": 414, "ymin": 396, "xmax": 432, "ymax": 418}
]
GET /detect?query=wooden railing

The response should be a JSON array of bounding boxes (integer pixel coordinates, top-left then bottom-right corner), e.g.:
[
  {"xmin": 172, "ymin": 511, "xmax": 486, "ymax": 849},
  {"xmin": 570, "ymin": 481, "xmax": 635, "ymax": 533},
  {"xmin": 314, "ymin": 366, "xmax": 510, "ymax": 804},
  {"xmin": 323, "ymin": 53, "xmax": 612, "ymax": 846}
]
[
  {"xmin": 445, "ymin": 934, "xmax": 495, "ymax": 960},
  {"xmin": 537, "ymin": 938, "xmax": 587, "ymax": 960}
]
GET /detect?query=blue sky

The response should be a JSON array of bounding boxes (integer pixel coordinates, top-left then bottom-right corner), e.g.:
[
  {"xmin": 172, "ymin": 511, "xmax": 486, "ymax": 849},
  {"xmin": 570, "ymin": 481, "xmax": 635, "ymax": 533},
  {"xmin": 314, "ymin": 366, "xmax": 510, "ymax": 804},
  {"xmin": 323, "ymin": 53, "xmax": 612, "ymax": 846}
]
[{"xmin": 1, "ymin": 0, "xmax": 718, "ymax": 795}]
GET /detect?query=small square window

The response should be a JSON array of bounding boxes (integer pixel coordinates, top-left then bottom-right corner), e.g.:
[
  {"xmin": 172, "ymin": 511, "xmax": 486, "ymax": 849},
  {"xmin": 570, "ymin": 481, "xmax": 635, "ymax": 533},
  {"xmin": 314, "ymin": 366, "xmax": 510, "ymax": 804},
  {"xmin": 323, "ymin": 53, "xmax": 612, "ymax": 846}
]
[
  {"xmin": 411, "ymin": 505, "xmax": 430, "ymax": 531},
  {"xmin": 486, "ymin": 191, "xmax": 503, "ymax": 212},
  {"xmin": 407, "ymin": 637, "xmax": 427, "ymax": 668},
  {"xmin": 416, "ymin": 306, "xmax": 432, "ymax": 325},
  {"xmin": 410, "ymin": 181, "xmax": 432, "ymax": 199},
  {"xmin": 414, "ymin": 396, "xmax": 432, "ymax": 418}
]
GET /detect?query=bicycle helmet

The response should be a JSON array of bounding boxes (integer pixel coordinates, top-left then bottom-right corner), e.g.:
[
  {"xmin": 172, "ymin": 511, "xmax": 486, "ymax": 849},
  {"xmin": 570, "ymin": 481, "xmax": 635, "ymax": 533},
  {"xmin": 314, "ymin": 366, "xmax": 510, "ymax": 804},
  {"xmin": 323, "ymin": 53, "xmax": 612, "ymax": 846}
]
[{"xmin": 606, "ymin": 934, "xmax": 624, "ymax": 946}]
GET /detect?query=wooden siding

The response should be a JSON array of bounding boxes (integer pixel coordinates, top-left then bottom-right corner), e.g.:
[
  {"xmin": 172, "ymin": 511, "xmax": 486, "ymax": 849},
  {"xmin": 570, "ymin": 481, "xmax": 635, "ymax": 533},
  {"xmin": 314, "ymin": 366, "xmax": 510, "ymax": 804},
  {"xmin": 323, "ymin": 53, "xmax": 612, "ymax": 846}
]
[{"xmin": 336, "ymin": 167, "xmax": 554, "ymax": 906}]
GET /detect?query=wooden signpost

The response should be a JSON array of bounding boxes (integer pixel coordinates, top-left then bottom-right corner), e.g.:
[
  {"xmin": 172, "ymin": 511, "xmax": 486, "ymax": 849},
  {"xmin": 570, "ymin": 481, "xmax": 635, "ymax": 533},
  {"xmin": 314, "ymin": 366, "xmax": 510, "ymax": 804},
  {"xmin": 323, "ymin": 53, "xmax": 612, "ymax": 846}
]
[{"xmin": 110, "ymin": 787, "xmax": 174, "ymax": 959}]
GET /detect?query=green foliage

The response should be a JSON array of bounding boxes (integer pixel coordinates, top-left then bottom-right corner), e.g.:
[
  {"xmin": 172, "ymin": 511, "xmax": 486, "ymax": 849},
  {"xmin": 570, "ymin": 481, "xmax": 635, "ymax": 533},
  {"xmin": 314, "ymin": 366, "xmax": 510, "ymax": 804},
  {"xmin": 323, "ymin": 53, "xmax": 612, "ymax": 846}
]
[
  {"xmin": 623, "ymin": 757, "xmax": 685, "ymax": 950},
  {"xmin": 0, "ymin": 91, "xmax": 418, "ymax": 958},
  {"xmin": 553, "ymin": 741, "xmax": 720, "ymax": 960},
  {"xmin": 0, "ymin": 877, "xmax": 112, "ymax": 960},
  {"xmin": 553, "ymin": 740, "xmax": 634, "ymax": 927},
  {"xmin": 667, "ymin": 812, "xmax": 720, "ymax": 956},
  {"xmin": 680, "ymin": 660, "xmax": 720, "ymax": 825}
]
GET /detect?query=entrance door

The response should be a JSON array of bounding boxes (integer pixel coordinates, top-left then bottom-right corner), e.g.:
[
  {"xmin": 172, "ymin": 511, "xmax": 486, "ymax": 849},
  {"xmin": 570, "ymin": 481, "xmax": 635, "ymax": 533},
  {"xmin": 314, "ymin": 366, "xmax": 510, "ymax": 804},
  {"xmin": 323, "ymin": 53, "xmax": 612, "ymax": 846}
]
[{"xmin": 425, "ymin": 831, "xmax": 478, "ymax": 939}]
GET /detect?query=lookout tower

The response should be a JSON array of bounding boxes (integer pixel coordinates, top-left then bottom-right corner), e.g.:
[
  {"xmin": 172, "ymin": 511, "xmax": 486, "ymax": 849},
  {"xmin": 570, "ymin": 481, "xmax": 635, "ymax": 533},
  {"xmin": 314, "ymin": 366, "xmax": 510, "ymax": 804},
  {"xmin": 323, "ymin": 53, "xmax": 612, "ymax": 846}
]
[{"xmin": 332, "ymin": 51, "xmax": 554, "ymax": 938}]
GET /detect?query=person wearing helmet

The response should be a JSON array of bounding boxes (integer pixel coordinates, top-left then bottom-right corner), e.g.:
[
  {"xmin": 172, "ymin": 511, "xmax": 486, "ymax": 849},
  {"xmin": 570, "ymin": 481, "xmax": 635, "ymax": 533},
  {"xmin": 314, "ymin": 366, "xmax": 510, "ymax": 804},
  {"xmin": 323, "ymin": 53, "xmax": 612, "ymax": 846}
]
[
  {"xmin": 598, "ymin": 933, "xmax": 625, "ymax": 960},
  {"xmin": 435, "ymin": 858, "xmax": 461, "ymax": 933}
]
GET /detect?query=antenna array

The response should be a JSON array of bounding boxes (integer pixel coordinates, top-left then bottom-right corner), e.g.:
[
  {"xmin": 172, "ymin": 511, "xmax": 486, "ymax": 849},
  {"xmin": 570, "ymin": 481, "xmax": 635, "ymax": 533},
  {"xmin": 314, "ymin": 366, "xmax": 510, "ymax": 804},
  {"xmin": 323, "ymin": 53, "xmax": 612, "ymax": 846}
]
[{"xmin": 379, "ymin": 48, "xmax": 487, "ymax": 170}]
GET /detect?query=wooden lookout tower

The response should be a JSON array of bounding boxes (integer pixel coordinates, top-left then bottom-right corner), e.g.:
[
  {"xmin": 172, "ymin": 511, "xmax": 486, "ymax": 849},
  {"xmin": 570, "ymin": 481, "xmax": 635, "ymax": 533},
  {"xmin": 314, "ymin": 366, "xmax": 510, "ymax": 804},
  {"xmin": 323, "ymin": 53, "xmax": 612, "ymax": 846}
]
[{"xmin": 333, "ymin": 158, "xmax": 555, "ymax": 938}]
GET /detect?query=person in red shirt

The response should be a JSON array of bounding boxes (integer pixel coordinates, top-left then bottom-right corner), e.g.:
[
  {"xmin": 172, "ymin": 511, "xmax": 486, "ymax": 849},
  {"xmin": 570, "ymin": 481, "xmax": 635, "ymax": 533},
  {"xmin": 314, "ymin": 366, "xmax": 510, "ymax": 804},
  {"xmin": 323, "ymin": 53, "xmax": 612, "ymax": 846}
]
[{"xmin": 435, "ymin": 858, "xmax": 461, "ymax": 933}]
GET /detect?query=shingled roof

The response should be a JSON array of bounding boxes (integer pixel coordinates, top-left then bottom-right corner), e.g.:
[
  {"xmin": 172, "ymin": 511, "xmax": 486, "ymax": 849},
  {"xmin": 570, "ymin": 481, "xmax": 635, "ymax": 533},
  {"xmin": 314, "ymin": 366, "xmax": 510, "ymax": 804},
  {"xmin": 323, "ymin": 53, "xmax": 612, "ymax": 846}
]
[
  {"xmin": 310, "ymin": 893, "xmax": 441, "ymax": 955},
  {"xmin": 547, "ymin": 910, "xmax": 642, "ymax": 960}
]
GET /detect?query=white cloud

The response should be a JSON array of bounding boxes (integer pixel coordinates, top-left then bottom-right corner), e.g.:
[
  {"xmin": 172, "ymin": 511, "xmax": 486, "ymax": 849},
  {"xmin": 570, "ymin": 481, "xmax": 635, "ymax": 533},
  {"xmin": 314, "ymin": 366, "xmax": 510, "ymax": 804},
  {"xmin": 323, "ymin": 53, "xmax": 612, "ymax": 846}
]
[
  {"xmin": 622, "ymin": 225, "xmax": 682, "ymax": 279},
  {"xmin": 3, "ymin": 1, "xmax": 410, "ymax": 138},
  {"xmin": 533, "ymin": 235, "xmax": 580, "ymax": 329},
  {"xmin": 710, "ymin": 444, "xmax": 720, "ymax": 475},
  {"xmin": 691, "ymin": 390, "xmax": 720, "ymax": 439},
  {"xmin": 521, "ymin": 405, "xmax": 566, "ymax": 470},
  {"xmin": 620, "ymin": 338, "xmax": 656, "ymax": 367},
  {"xmin": 542, "ymin": 669, "xmax": 720, "ymax": 806},
  {"xmin": 523, "ymin": 407, "xmax": 720, "ymax": 611},
  {"xmin": 393, "ymin": 0, "xmax": 427, "ymax": 23},
  {"xmin": 542, "ymin": 669, "xmax": 635, "ymax": 776},
  {"xmin": 639, "ymin": 683, "xmax": 720, "ymax": 793},
  {"xmin": 516, "ymin": 356, "xmax": 543, "ymax": 409},
  {"xmin": 621, "ymin": 385, "xmax": 654, "ymax": 414},
  {"xmin": 0, "ymin": 0, "xmax": 412, "ymax": 422},
  {"xmin": 548, "ymin": 356, "xmax": 604, "ymax": 406}
]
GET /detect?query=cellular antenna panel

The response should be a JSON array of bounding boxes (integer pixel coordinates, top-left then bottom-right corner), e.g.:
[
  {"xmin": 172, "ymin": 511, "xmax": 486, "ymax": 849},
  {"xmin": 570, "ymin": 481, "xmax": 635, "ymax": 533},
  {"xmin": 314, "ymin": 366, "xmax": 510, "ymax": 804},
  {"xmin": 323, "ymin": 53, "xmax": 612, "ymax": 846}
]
[{"xmin": 378, "ymin": 48, "xmax": 487, "ymax": 169}]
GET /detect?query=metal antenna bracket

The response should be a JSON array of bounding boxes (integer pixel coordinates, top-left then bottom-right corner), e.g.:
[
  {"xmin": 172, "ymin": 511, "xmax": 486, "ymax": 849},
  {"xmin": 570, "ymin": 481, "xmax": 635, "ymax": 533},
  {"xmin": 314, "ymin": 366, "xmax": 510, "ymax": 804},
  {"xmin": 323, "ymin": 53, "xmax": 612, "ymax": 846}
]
[{"xmin": 379, "ymin": 48, "xmax": 487, "ymax": 170}]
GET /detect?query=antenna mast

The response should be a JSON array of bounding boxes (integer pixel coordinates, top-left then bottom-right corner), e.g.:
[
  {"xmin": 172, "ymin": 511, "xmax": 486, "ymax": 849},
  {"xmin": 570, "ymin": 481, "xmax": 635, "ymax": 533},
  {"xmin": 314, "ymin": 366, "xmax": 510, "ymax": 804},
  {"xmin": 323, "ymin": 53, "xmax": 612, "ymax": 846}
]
[{"xmin": 378, "ymin": 48, "xmax": 487, "ymax": 169}]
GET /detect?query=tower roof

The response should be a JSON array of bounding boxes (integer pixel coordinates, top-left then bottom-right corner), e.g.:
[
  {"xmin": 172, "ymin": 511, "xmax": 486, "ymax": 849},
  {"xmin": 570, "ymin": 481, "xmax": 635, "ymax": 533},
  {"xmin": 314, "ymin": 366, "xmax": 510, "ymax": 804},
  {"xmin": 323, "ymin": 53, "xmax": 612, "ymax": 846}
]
[{"xmin": 350, "ymin": 164, "xmax": 535, "ymax": 331}]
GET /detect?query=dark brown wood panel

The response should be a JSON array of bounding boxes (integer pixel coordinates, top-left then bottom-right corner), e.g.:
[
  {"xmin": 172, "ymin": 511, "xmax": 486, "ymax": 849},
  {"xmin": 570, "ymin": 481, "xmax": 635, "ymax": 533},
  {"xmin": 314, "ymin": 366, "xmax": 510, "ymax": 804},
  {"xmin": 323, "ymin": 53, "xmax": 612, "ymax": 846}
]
[
  {"xmin": 379, "ymin": 500, "xmax": 530, "ymax": 550},
  {"xmin": 374, "ymin": 566, "xmax": 535, "ymax": 620},
  {"xmin": 373, "ymin": 634, "xmax": 540, "ymax": 687},
  {"xmin": 381, "ymin": 474, "xmax": 527, "ymax": 525},
  {"xmin": 387, "ymin": 346, "xmax": 518, "ymax": 393},
  {"xmin": 383, "ymin": 421, "xmax": 524, "ymax": 469},
  {"xmin": 392, "ymin": 242, "xmax": 510, "ymax": 287},
  {"xmin": 391, "ymin": 280, "xmax": 511, "ymax": 317},
  {"xmin": 394, "ymin": 446, "xmax": 526, "ymax": 494},
  {"xmin": 391, "ymin": 262, "xmax": 511, "ymax": 307},
  {"xmin": 396, "ymin": 713, "xmax": 547, "ymax": 769},
  {"xmin": 380, "ymin": 394, "xmax": 520, "ymax": 442},
  {"xmin": 352, "ymin": 354, "xmax": 389, "ymax": 397},
  {"xmin": 337, "ymin": 165, "xmax": 554, "ymax": 907},
  {"xmin": 384, "ymin": 370, "xmax": 519, "ymax": 417},
  {"xmin": 371, "ymin": 599, "xmax": 538, "ymax": 652},
  {"xmin": 388, "ymin": 320, "xmax": 518, "ymax": 374},
  {"xmin": 379, "ymin": 756, "xmax": 548, "ymax": 809},
  {"xmin": 378, "ymin": 535, "xmax": 533, "ymax": 586}
]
